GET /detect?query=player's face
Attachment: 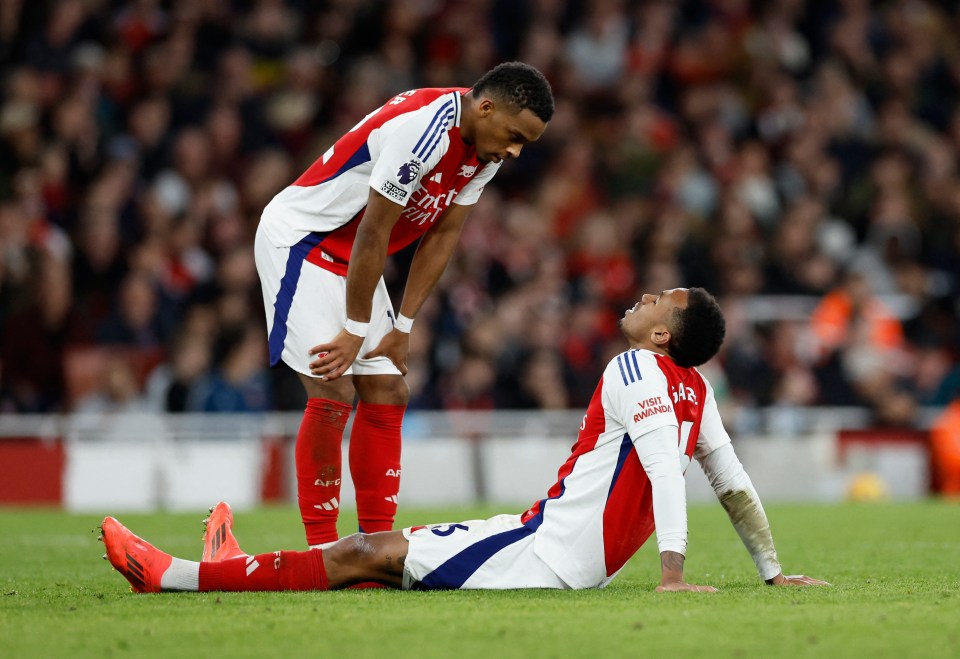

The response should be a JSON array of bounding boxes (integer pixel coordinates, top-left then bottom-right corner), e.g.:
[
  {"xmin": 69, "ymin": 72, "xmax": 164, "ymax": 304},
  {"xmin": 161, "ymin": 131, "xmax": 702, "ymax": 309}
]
[
  {"xmin": 472, "ymin": 102, "xmax": 547, "ymax": 164},
  {"xmin": 619, "ymin": 288, "xmax": 690, "ymax": 345}
]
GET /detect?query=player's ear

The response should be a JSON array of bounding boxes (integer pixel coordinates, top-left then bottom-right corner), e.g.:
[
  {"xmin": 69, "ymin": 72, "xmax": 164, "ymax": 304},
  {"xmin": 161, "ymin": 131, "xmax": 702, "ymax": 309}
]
[
  {"xmin": 650, "ymin": 325, "xmax": 671, "ymax": 347},
  {"xmin": 477, "ymin": 97, "xmax": 495, "ymax": 117}
]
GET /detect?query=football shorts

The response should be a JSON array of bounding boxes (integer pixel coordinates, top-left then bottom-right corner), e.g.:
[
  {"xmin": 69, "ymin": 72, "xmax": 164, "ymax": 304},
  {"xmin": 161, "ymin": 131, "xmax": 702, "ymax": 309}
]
[
  {"xmin": 254, "ymin": 223, "xmax": 401, "ymax": 378},
  {"xmin": 402, "ymin": 514, "xmax": 571, "ymax": 590}
]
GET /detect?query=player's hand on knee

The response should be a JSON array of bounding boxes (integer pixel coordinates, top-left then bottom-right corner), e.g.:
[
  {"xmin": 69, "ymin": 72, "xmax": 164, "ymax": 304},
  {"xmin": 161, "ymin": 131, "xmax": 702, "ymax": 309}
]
[
  {"xmin": 655, "ymin": 581, "xmax": 718, "ymax": 593},
  {"xmin": 309, "ymin": 330, "xmax": 364, "ymax": 380},
  {"xmin": 765, "ymin": 573, "xmax": 831, "ymax": 587},
  {"xmin": 362, "ymin": 331, "xmax": 410, "ymax": 375}
]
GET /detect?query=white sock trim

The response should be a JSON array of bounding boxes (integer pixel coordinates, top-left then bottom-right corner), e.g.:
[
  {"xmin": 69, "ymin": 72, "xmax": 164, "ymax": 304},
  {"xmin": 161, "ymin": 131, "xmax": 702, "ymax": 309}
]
[{"xmin": 160, "ymin": 557, "xmax": 200, "ymax": 591}]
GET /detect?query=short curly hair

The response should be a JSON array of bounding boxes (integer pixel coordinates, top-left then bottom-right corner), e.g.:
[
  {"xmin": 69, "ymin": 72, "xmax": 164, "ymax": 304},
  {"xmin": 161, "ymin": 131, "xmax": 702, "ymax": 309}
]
[
  {"xmin": 668, "ymin": 288, "xmax": 726, "ymax": 368},
  {"xmin": 472, "ymin": 62, "xmax": 555, "ymax": 123}
]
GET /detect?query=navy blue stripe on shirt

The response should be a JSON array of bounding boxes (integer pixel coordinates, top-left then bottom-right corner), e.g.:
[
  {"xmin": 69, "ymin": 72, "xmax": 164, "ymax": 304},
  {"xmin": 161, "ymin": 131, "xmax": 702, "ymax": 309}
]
[
  {"xmin": 415, "ymin": 525, "xmax": 535, "ymax": 590},
  {"xmin": 414, "ymin": 100, "xmax": 453, "ymax": 159},
  {"xmin": 412, "ymin": 101, "xmax": 450, "ymax": 154},
  {"xmin": 418, "ymin": 107, "xmax": 455, "ymax": 161},
  {"xmin": 630, "ymin": 351, "xmax": 642, "ymax": 381},
  {"xmin": 317, "ymin": 143, "xmax": 371, "ymax": 185},
  {"xmin": 414, "ymin": 473, "xmax": 567, "ymax": 590},
  {"xmin": 616, "ymin": 354, "xmax": 629, "ymax": 386},
  {"xmin": 606, "ymin": 434, "xmax": 634, "ymax": 499},
  {"xmin": 624, "ymin": 352, "xmax": 636, "ymax": 383},
  {"xmin": 267, "ymin": 233, "xmax": 326, "ymax": 367},
  {"xmin": 523, "ymin": 473, "xmax": 567, "ymax": 533}
]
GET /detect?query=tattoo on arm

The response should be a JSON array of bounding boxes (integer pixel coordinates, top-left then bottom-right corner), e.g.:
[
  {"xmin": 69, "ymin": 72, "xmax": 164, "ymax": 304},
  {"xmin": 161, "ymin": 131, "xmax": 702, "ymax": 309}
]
[{"xmin": 661, "ymin": 551, "xmax": 685, "ymax": 572}]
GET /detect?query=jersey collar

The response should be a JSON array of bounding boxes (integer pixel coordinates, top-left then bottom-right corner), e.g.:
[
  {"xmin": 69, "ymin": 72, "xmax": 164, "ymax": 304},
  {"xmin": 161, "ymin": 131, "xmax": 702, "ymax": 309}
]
[{"xmin": 452, "ymin": 90, "xmax": 463, "ymax": 128}]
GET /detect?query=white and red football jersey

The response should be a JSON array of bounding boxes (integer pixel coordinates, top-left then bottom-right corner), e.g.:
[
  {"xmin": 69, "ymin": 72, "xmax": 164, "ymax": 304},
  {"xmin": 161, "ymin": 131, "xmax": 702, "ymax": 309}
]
[
  {"xmin": 521, "ymin": 349, "xmax": 732, "ymax": 589},
  {"xmin": 259, "ymin": 87, "xmax": 500, "ymax": 276}
]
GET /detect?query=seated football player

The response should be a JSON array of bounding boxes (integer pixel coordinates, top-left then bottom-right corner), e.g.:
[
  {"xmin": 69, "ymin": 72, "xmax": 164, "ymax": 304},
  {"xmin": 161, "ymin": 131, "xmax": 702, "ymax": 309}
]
[{"xmin": 99, "ymin": 288, "xmax": 829, "ymax": 593}]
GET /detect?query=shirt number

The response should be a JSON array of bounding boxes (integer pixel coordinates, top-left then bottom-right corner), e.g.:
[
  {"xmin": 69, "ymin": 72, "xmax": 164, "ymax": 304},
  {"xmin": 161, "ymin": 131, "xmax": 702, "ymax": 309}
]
[{"xmin": 430, "ymin": 524, "xmax": 469, "ymax": 537}]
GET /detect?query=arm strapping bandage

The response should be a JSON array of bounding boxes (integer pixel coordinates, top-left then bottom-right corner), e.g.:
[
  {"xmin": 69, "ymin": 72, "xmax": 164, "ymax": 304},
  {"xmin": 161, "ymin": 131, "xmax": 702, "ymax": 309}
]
[{"xmin": 698, "ymin": 444, "xmax": 781, "ymax": 581}]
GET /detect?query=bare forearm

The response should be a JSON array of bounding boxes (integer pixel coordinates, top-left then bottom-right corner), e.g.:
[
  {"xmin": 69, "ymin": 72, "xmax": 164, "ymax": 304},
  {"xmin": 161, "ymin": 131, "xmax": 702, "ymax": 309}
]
[
  {"xmin": 400, "ymin": 236, "xmax": 455, "ymax": 316},
  {"xmin": 345, "ymin": 227, "xmax": 390, "ymax": 322},
  {"xmin": 398, "ymin": 209, "xmax": 467, "ymax": 317},
  {"xmin": 346, "ymin": 191, "xmax": 404, "ymax": 322}
]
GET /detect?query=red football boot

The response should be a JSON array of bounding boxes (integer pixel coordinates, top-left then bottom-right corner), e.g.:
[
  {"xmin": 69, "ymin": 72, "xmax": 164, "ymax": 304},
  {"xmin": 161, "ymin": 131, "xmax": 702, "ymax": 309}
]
[
  {"xmin": 99, "ymin": 517, "xmax": 172, "ymax": 593},
  {"xmin": 201, "ymin": 501, "xmax": 247, "ymax": 562}
]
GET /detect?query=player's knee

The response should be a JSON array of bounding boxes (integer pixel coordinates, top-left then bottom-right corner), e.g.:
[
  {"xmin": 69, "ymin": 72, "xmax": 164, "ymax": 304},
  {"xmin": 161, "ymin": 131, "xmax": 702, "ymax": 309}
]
[
  {"xmin": 299, "ymin": 373, "xmax": 354, "ymax": 403},
  {"xmin": 327, "ymin": 533, "xmax": 378, "ymax": 569},
  {"xmin": 383, "ymin": 377, "xmax": 409, "ymax": 405},
  {"xmin": 355, "ymin": 375, "xmax": 408, "ymax": 405}
]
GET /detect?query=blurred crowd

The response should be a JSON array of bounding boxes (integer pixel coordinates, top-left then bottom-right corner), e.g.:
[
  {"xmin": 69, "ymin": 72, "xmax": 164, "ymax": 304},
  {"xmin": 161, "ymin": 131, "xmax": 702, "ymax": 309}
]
[{"xmin": 1, "ymin": 0, "xmax": 959, "ymax": 428}]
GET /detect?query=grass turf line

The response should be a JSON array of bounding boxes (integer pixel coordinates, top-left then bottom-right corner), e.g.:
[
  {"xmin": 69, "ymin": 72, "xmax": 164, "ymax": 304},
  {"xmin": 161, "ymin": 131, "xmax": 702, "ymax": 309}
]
[{"xmin": 0, "ymin": 501, "xmax": 958, "ymax": 659}]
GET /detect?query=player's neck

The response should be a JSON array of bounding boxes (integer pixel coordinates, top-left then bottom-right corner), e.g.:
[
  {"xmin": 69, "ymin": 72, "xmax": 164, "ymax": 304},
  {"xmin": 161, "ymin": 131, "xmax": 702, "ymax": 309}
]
[
  {"xmin": 459, "ymin": 92, "xmax": 476, "ymax": 145},
  {"xmin": 629, "ymin": 340, "xmax": 669, "ymax": 359}
]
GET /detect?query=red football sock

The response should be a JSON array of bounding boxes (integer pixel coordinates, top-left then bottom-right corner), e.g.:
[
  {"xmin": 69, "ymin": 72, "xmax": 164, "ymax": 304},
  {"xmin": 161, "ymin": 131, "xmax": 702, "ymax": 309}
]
[
  {"xmin": 199, "ymin": 550, "xmax": 328, "ymax": 591},
  {"xmin": 296, "ymin": 398, "xmax": 353, "ymax": 545},
  {"xmin": 348, "ymin": 401, "xmax": 404, "ymax": 533}
]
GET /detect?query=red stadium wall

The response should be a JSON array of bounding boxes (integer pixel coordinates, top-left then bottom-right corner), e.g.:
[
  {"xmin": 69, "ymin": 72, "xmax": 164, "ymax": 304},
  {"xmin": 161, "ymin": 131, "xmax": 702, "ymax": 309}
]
[{"xmin": 0, "ymin": 438, "xmax": 65, "ymax": 504}]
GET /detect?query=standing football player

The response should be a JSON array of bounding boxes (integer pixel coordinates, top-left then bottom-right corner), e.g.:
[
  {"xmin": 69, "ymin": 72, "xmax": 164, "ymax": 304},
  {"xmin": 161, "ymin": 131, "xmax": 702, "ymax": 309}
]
[
  {"xmin": 255, "ymin": 62, "xmax": 554, "ymax": 546},
  {"xmin": 101, "ymin": 288, "xmax": 830, "ymax": 593}
]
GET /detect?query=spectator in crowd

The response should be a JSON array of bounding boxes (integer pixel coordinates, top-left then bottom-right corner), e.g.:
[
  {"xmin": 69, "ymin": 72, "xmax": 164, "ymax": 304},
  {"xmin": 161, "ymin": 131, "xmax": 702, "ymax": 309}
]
[
  {"xmin": 193, "ymin": 322, "xmax": 271, "ymax": 414},
  {"xmin": 96, "ymin": 270, "xmax": 165, "ymax": 348},
  {"xmin": 809, "ymin": 269, "xmax": 912, "ymax": 421},
  {"xmin": 0, "ymin": 253, "xmax": 80, "ymax": 412},
  {"xmin": 73, "ymin": 353, "xmax": 149, "ymax": 416},
  {"xmin": 144, "ymin": 327, "xmax": 213, "ymax": 413}
]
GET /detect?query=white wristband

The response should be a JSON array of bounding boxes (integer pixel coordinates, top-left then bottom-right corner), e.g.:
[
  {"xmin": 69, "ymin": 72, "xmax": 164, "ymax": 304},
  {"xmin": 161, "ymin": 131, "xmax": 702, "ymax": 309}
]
[
  {"xmin": 344, "ymin": 319, "xmax": 369, "ymax": 338},
  {"xmin": 394, "ymin": 313, "xmax": 414, "ymax": 333}
]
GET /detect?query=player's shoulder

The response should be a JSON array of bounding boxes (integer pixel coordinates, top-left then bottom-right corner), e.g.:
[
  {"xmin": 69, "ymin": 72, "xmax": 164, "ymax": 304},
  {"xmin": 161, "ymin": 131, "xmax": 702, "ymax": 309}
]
[
  {"xmin": 387, "ymin": 87, "xmax": 464, "ymax": 117},
  {"xmin": 604, "ymin": 349, "xmax": 668, "ymax": 389},
  {"xmin": 410, "ymin": 86, "xmax": 468, "ymax": 99},
  {"xmin": 375, "ymin": 88, "xmax": 464, "ymax": 151},
  {"xmin": 654, "ymin": 352, "xmax": 709, "ymax": 387}
]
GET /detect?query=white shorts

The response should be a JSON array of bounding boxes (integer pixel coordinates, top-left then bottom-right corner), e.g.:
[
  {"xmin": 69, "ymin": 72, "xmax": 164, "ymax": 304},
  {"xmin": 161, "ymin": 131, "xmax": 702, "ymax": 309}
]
[
  {"xmin": 401, "ymin": 514, "xmax": 571, "ymax": 590},
  {"xmin": 254, "ymin": 223, "xmax": 400, "ymax": 377}
]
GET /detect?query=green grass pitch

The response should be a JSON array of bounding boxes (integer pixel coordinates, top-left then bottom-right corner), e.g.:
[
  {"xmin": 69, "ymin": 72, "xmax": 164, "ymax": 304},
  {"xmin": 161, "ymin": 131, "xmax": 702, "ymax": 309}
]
[{"xmin": 1, "ymin": 501, "xmax": 958, "ymax": 658}]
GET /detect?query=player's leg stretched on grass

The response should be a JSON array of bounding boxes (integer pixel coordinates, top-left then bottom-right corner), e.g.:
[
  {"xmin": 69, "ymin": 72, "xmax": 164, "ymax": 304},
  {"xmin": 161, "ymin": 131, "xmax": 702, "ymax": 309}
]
[
  {"xmin": 201, "ymin": 501, "xmax": 387, "ymax": 590},
  {"xmin": 101, "ymin": 516, "xmax": 408, "ymax": 593}
]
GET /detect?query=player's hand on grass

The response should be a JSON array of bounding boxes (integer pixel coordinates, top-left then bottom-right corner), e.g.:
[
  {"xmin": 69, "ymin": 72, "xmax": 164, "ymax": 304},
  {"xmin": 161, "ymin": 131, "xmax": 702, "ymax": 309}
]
[
  {"xmin": 655, "ymin": 581, "xmax": 718, "ymax": 593},
  {"xmin": 309, "ymin": 330, "xmax": 364, "ymax": 380},
  {"xmin": 363, "ymin": 329, "xmax": 410, "ymax": 375},
  {"xmin": 765, "ymin": 573, "xmax": 832, "ymax": 587},
  {"xmin": 656, "ymin": 552, "xmax": 716, "ymax": 592}
]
